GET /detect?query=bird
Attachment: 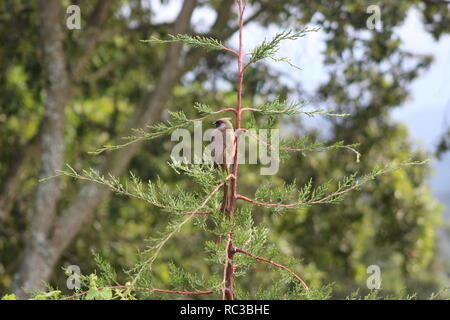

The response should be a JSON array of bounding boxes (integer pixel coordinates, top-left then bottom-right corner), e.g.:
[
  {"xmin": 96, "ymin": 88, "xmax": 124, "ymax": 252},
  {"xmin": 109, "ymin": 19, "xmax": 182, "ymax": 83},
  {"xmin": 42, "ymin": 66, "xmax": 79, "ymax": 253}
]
[{"xmin": 211, "ymin": 118, "xmax": 236, "ymax": 212}]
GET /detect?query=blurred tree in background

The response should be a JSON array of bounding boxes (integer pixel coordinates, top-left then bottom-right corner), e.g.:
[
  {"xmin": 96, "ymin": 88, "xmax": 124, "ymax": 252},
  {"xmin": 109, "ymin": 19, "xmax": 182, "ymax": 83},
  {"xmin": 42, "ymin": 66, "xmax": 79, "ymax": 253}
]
[{"xmin": 0, "ymin": 0, "xmax": 449, "ymax": 298}]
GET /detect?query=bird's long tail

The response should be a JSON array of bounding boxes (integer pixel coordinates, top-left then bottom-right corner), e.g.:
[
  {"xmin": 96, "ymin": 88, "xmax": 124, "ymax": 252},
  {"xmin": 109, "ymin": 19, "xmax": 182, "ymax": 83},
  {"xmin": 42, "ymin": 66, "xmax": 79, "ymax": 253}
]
[
  {"xmin": 221, "ymin": 181, "xmax": 230, "ymax": 213},
  {"xmin": 216, "ymin": 182, "xmax": 231, "ymax": 245},
  {"xmin": 220, "ymin": 164, "xmax": 233, "ymax": 213}
]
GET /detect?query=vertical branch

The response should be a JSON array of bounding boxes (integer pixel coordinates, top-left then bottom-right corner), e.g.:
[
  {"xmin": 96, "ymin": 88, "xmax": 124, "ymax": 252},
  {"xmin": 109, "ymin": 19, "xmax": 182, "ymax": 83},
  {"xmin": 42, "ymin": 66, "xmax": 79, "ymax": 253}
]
[
  {"xmin": 223, "ymin": 0, "xmax": 245, "ymax": 300},
  {"xmin": 229, "ymin": 0, "xmax": 245, "ymax": 214}
]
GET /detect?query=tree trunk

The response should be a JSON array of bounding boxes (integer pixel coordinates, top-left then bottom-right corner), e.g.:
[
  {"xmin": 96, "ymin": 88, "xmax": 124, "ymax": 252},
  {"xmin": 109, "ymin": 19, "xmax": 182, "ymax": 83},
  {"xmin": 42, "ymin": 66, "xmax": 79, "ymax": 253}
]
[
  {"xmin": 12, "ymin": 0, "xmax": 198, "ymax": 298},
  {"xmin": 13, "ymin": 0, "xmax": 70, "ymax": 296}
]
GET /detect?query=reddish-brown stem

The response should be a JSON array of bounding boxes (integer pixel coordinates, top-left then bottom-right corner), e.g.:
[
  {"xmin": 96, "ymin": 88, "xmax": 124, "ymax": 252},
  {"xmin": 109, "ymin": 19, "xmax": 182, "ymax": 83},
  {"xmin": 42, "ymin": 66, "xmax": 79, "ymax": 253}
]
[
  {"xmin": 222, "ymin": 47, "xmax": 239, "ymax": 56},
  {"xmin": 222, "ymin": 0, "xmax": 246, "ymax": 300},
  {"xmin": 234, "ymin": 248, "xmax": 309, "ymax": 290},
  {"xmin": 237, "ymin": 193, "xmax": 320, "ymax": 208},
  {"xmin": 64, "ymin": 285, "xmax": 215, "ymax": 300},
  {"xmin": 228, "ymin": 0, "xmax": 245, "ymax": 215},
  {"xmin": 222, "ymin": 233, "xmax": 236, "ymax": 300},
  {"xmin": 239, "ymin": 107, "xmax": 258, "ymax": 113}
]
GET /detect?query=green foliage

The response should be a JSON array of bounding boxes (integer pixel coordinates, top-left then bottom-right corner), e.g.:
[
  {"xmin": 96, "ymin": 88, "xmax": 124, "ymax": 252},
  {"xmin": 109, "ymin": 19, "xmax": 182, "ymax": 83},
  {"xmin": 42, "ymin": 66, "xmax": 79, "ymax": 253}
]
[
  {"xmin": 250, "ymin": 97, "xmax": 348, "ymax": 117},
  {"xmin": 52, "ymin": 164, "xmax": 222, "ymax": 214},
  {"xmin": 127, "ymin": 214, "xmax": 197, "ymax": 287},
  {"xmin": 85, "ymin": 287, "xmax": 113, "ymax": 300},
  {"xmin": 193, "ymin": 102, "xmax": 214, "ymax": 116},
  {"xmin": 93, "ymin": 253, "xmax": 118, "ymax": 286},
  {"xmin": 91, "ymin": 110, "xmax": 195, "ymax": 155},
  {"xmin": 142, "ymin": 34, "xmax": 226, "ymax": 52},
  {"xmin": 247, "ymin": 28, "xmax": 319, "ymax": 67},
  {"xmin": 252, "ymin": 160, "xmax": 428, "ymax": 214},
  {"xmin": 33, "ymin": 290, "xmax": 62, "ymax": 300},
  {"xmin": 279, "ymin": 137, "xmax": 361, "ymax": 162},
  {"xmin": 168, "ymin": 263, "xmax": 212, "ymax": 291}
]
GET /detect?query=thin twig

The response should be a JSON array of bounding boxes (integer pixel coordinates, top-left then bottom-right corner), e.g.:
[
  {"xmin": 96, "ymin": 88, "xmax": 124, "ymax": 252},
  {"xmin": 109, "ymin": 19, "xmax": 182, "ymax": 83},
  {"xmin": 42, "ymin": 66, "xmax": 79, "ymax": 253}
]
[
  {"xmin": 234, "ymin": 248, "xmax": 309, "ymax": 290},
  {"xmin": 222, "ymin": 47, "xmax": 239, "ymax": 56},
  {"xmin": 183, "ymin": 181, "xmax": 226, "ymax": 214}
]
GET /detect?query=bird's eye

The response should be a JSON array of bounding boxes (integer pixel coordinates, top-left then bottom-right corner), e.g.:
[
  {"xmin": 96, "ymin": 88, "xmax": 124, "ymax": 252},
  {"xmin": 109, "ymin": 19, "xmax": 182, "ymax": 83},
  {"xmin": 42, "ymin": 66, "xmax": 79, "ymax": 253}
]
[{"xmin": 214, "ymin": 121, "xmax": 222, "ymax": 128}]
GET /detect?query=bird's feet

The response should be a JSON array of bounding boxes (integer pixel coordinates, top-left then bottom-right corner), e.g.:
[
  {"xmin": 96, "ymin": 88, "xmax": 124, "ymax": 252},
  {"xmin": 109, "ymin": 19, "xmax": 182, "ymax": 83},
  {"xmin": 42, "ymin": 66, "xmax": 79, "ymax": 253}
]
[{"xmin": 226, "ymin": 174, "xmax": 236, "ymax": 180}]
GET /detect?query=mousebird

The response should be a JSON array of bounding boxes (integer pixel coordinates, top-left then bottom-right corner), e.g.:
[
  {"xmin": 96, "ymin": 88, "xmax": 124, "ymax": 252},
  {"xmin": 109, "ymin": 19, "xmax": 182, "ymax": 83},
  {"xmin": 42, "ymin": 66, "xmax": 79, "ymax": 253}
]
[{"xmin": 211, "ymin": 118, "xmax": 236, "ymax": 212}]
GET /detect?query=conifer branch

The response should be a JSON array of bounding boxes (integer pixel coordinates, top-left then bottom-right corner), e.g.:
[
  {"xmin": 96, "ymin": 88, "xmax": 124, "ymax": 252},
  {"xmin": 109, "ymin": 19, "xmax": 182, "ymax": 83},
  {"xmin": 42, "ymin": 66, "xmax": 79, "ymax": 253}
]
[
  {"xmin": 240, "ymin": 98, "xmax": 349, "ymax": 117},
  {"xmin": 141, "ymin": 34, "xmax": 238, "ymax": 55},
  {"xmin": 236, "ymin": 160, "xmax": 427, "ymax": 209},
  {"xmin": 245, "ymin": 27, "xmax": 320, "ymax": 68},
  {"xmin": 130, "ymin": 214, "xmax": 195, "ymax": 287},
  {"xmin": 234, "ymin": 247, "xmax": 309, "ymax": 290},
  {"xmin": 129, "ymin": 178, "xmax": 231, "ymax": 287},
  {"xmin": 244, "ymin": 130, "xmax": 361, "ymax": 161},
  {"xmin": 50, "ymin": 165, "xmax": 228, "ymax": 215},
  {"xmin": 90, "ymin": 106, "xmax": 236, "ymax": 155},
  {"xmin": 193, "ymin": 102, "xmax": 238, "ymax": 117}
]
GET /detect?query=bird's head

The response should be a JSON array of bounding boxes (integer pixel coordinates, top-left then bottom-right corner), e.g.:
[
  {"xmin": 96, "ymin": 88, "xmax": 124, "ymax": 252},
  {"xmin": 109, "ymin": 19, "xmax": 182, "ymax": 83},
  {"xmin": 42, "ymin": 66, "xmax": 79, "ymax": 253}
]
[{"xmin": 213, "ymin": 118, "xmax": 234, "ymax": 130}]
